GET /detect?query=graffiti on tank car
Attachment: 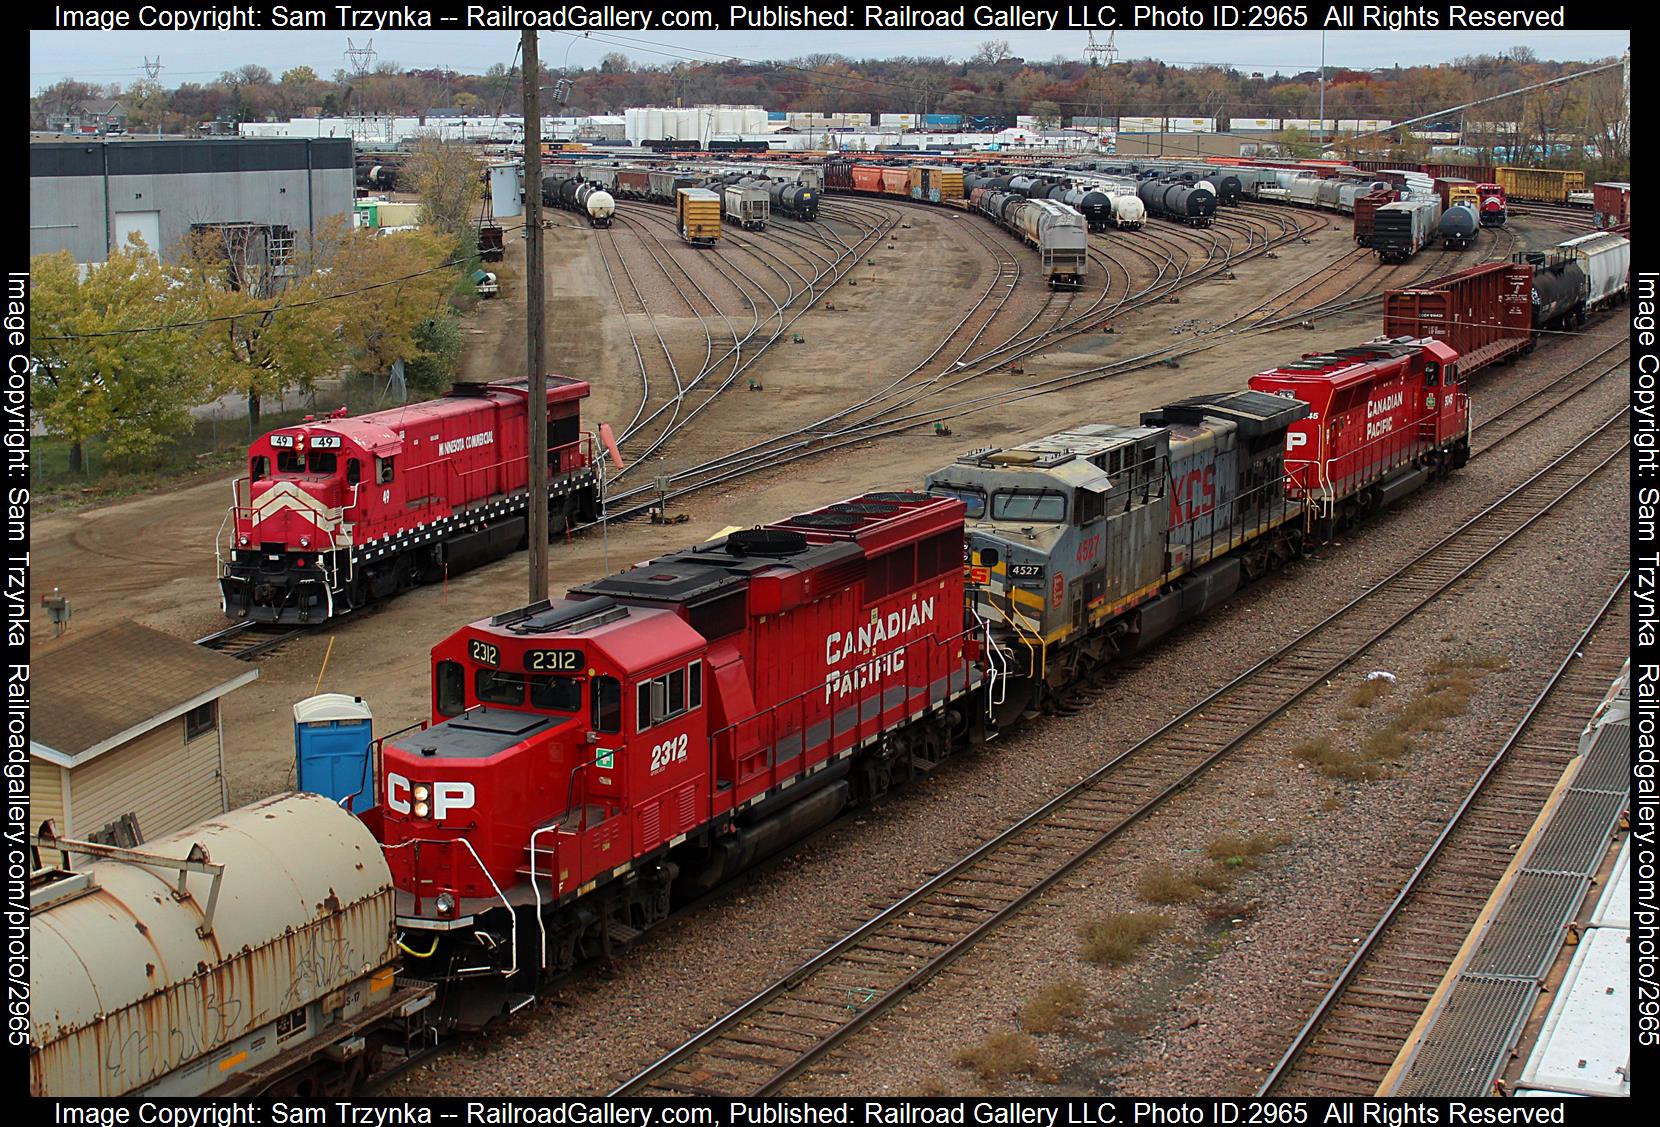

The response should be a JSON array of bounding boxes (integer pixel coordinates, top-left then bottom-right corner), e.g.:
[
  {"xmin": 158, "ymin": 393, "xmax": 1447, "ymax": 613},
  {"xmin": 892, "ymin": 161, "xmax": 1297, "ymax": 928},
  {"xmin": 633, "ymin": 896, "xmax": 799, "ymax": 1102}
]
[
  {"xmin": 823, "ymin": 596, "xmax": 935, "ymax": 702},
  {"xmin": 1168, "ymin": 465, "xmax": 1217, "ymax": 527},
  {"xmin": 437, "ymin": 430, "xmax": 495, "ymax": 456}
]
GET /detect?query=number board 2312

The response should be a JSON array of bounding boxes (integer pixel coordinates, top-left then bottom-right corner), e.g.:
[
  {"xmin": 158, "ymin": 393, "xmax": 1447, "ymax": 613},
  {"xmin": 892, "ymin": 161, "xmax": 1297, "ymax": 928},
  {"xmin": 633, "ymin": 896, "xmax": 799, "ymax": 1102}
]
[{"xmin": 526, "ymin": 649, "xmax": 585, "ymax": 673}]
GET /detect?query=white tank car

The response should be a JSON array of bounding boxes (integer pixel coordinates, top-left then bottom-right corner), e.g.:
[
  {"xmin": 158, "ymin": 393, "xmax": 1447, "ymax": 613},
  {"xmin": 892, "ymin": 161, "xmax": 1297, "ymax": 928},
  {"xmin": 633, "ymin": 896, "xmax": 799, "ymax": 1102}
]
[
  {"xmin": 1108, "ymin": 192, "xmax": 1146, "ymax": 229},
  {"xmin": 585, "ymin": 189, "xmax": 616, "ymax": 222}
]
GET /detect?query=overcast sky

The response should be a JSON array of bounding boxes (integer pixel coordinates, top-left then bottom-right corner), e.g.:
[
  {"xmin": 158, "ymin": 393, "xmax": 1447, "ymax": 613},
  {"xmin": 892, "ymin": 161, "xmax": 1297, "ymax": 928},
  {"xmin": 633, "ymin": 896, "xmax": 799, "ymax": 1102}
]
[{"xmin": 29, "ymin": 29, "xmax": 1630, "ymax": 91}]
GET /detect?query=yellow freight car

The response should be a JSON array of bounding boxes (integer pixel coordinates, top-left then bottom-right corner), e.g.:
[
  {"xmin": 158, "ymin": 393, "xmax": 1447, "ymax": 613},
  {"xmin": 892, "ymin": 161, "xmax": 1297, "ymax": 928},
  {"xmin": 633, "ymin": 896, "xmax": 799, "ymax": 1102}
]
[
  {"xmin": 1494, "ymin": 167, "xmax": 1587, "ymax": 204},
  {"xmin": 676, "ymin": 187, "xmax": 722, "ymax": 246},
  {"xmin": 908, "ymin": 165, "xmax": 965, "ymax": 203}
]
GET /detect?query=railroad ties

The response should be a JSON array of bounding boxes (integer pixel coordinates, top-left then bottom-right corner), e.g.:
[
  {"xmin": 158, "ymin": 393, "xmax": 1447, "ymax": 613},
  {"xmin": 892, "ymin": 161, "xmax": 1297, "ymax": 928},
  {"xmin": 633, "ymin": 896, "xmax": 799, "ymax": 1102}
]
[{"xmin": 195, "ymin": 621, "xmax": 306, "ymax": 661}]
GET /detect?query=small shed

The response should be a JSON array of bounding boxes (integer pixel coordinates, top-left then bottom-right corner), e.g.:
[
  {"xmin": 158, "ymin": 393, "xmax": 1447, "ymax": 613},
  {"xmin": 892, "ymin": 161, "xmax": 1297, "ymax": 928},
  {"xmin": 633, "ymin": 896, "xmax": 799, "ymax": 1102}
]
[{"xmin": 30, "ymin": 621, "xmax": 259, "ymax": 844}]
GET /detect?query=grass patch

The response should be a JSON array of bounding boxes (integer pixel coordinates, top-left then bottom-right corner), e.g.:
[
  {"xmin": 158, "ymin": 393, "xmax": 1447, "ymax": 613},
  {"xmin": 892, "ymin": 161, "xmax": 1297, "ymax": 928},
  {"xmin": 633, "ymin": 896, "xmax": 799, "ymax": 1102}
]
[
  {"xmin": 1020, "ymin": 980, "xmax": 1086, "ymax": 1033},
  {"xmin": 952, "ymin": 1030, "xmax": 1056, "ymax": 1083},
  {"xmin": 1205, "ymin": 832, "xmax": 1289, "ymax": 869},
  {"xmin": 1137, "ymin": 866, "xmax": 1204, "ymax": 904},
  {"xmin": 1292, "ymin": 736, "xmax": 1387, "ymax": 781},
  {"xmin": 1080, "ymin": 912, "xmax": 1170, "ymax": 965},
  {"xmin": 1320, "ymin": 795, "xmax": 1346, "ymax": 812},
  {"xmin": 1346, "ymin": 678, "xmax": 1396, "ymax": 708}
]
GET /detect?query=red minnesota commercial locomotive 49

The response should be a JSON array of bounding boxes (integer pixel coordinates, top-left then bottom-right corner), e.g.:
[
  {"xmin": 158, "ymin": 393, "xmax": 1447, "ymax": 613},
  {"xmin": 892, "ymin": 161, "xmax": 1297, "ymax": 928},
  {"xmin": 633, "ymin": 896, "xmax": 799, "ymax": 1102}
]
[
  {"xmin": 219, "ymin": 379, "xmax": 599, "ymax": 623},
  {"xmin": 1249, "ymin": 338, "xmax": 1469, "ymax": 533},
  {"xmin": 368, "ymin": 491, "xmax": 983, "ymax": 1008}
]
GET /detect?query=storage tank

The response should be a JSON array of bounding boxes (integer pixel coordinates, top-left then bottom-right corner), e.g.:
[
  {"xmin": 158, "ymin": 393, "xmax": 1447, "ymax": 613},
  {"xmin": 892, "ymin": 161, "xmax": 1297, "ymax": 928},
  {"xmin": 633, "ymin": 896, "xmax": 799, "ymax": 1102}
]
[{"xmin": 29, "ymin": 792, "xmax": 402, "ymax": 1096}]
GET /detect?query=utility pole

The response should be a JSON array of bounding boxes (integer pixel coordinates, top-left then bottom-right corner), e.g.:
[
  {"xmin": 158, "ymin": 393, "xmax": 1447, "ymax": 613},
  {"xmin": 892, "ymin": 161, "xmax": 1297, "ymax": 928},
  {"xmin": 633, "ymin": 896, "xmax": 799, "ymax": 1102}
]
[
  {"xmin": 523, "ymin": 30, "xmax": 549, "ymax": 602},
  {"xmin": 1317, "ymin": 32, "xmax": 1325, "ymax": 153}
]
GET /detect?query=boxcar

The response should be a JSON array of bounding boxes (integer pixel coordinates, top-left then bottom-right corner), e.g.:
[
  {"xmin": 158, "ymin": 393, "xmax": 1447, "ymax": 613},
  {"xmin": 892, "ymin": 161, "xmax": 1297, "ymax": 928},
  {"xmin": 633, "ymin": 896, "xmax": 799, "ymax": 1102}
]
[
  {"xmin": 1593, "ymin": 182, "xmax": 1630, "ymax": 228},
  {"xmin": 1383, "ymin": 262, "xmax": 1535, "ymax": 373},
  {"xmin": 1373, "ymin": 199, "xmax": 1440, "ymax": 262},
  {"xmin": 676, "ymin": 187, "xmax": 722, "ymax": 245},
  {"xmin": 1495, "ymin": 167, "xmax": 1587, "ymax": 204}
]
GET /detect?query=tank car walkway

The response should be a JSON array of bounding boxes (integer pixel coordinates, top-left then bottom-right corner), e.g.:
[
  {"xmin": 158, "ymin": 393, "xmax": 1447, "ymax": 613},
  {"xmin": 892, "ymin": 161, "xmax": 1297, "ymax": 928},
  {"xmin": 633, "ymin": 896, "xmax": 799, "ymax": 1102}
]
[{"xmin": 1378, "ymin": 663, "xmax": 1631, "ymax": 1097}]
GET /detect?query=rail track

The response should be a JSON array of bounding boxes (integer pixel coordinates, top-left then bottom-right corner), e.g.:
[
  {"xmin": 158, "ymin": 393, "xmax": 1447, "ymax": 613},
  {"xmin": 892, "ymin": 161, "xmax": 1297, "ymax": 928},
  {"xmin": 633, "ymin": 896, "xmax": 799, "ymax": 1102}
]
[
  {"xmin": 194, "ymin": 621, "xmax": 307, "ymax": 660},
  {"xmin": 611, "ymin": 409, "xmax": 1629, "ymax": 1097},
  {"xmin": 1257, "ymin": 574, "xmax": 1631, "ymax": 1096}
]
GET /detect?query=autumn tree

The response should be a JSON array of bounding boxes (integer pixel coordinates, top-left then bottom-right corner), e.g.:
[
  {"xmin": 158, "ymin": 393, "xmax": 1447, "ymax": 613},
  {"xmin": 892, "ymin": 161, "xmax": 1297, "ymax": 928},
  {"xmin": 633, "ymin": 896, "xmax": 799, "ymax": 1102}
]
[
  {"xmin": 331, "ymin": 227, "xmax": 455, "ymax": 383},
  {"xmin": 29, "ymin": 240, "xmax": 210, "ymax": 474},
  {"xmin": 407, "ymin": 138, "xmax": 484, "ymax": 261},
  {"xmin": 173, "ymin": 223, "xmax": 347, "ymax": 436}
]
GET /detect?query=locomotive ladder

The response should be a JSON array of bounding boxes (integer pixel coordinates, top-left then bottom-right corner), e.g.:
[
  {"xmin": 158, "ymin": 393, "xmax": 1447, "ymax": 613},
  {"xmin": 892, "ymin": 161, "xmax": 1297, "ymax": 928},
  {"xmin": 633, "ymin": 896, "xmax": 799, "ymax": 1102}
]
[{"xmin": 611, "ymin": 410, "xmax": 1628, "ymax": 1097}]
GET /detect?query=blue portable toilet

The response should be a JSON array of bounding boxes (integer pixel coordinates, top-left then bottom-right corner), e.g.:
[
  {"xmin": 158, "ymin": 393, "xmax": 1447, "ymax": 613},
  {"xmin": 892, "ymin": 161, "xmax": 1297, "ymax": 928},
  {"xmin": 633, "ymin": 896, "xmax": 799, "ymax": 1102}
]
[{"xmin": 293, "ymin": 693, "xmax": 376, "ymax": 811}]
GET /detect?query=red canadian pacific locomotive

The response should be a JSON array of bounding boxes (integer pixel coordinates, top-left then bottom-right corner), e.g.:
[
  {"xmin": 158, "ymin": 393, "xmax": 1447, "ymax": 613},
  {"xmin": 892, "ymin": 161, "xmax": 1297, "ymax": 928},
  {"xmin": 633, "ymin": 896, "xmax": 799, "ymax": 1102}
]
[
  {"xmin": 219, "ymin": 379, "xmax": 599, "ymax": 623},
  {"xmin": 369, "ymin": 492, "xmax": 982, "ymax": 1008},
  {"xmin": 1249, "ymin": 338, "xmax": 1469, "ymax": 532}
]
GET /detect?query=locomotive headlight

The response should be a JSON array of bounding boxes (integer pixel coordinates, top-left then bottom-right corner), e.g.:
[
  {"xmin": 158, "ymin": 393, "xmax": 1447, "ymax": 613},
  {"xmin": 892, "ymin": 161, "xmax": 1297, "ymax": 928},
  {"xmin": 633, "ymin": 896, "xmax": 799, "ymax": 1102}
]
[
  {"xmin": 436, "ymin": 892, "xmax": 456, "ymax": 916},
  {"xmin": 414, "ymin": 801, "xmax": 430, "ymax": 818},
  {"xmin": 299, "ymin": 535, "xmax": 311, "ymax": 548},
  {"xmin": 414, "ymin": 784, "xmax": 430, "ymax": 801},
  {"xmin": 238, "ymin": 535, "xmax": 249, "ymax": 546}
]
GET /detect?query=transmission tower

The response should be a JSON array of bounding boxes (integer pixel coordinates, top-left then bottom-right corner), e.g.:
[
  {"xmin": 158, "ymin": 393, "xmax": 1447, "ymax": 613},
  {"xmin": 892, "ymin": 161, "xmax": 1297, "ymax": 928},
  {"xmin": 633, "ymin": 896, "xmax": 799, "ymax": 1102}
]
[
  {"xmin": 345, "ymin": 37, "xmax": 376, "ymax": 76},
  {"xmin": 142, "ymin": 56, "xmax": 163, "ymax": 82},
  {"xmin": 1086, "ymin": 31, "xmax": 1119, "ymax": 68}
]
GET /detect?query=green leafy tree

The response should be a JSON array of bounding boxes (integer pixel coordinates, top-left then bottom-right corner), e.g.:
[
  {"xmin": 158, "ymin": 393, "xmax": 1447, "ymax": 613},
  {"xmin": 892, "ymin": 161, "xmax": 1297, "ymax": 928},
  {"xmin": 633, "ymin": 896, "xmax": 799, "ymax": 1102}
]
[
  {"xmin": 29, "ymin": 241, "xmax": 209, "ymax": 474},
  {"xmin": 174, "ymin": 224, "xmax": 346, "ymax": 436},
  {"xmin": 407, "ymin": 137, "xmax": 485, "ymax": 264},
  {"xmin": 333, "ymin": 227, "xmax": 455, "ymax": 381},
  {"xmin": 403, "ymin": 316, "xmax": 462, "ymax": 395}
]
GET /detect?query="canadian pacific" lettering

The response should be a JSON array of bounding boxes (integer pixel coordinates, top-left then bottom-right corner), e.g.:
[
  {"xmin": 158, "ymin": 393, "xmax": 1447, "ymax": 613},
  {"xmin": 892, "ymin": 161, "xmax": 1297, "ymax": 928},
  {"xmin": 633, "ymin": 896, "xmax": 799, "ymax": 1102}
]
[{"xmin": 823, "ymin": 596, "xmax": 936, "ymax": 702}]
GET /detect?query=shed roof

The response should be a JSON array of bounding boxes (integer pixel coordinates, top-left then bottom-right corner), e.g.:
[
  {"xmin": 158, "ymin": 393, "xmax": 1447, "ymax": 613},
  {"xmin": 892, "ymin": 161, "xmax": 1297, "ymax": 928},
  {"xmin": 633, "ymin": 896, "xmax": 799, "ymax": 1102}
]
[{"xmin": 30, "ymin": 621, "xmax": 258, "ymax": 768}]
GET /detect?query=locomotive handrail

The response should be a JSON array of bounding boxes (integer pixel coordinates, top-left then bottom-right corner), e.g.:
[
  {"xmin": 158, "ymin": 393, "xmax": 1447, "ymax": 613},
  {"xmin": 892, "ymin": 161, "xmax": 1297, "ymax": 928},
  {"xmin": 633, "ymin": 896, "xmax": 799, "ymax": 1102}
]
[{"xmin": 381, "ymin": 834, "xmax": 516, "ymax": 978}]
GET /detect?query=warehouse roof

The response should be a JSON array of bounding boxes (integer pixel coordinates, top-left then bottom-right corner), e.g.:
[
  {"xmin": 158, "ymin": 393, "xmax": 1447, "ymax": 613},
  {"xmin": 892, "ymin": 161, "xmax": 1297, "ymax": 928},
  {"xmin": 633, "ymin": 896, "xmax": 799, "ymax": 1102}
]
[{"xmin": 30, "ymin": 621, "xmax": 258, "ymax": 768}]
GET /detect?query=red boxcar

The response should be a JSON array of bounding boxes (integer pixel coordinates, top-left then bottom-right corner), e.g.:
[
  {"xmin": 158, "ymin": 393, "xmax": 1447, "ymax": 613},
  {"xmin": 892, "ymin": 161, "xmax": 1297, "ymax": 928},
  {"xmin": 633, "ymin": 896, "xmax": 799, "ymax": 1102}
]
[
  {"xmin": 850, "ymin": 164, "xmax": 887, "ymax": 194},
  {"xmin": 375, "ymin": 491, "xmax": 983, "ymax": 982},
  {"xmin": 220, "ymin": 379, "xmax": 597, "ymax": 623},
  {"xmin": 1353, "ymin": 189, "xmax": 1398, "ymax": 246},
  {"xmin": 1594, "ymin": 182, "xmax": 1630, "ymax": 229},
  {"xmin": 1383, "ymin": 263, "xmax": 1535, "ymax": 376},
  {"xmin": 1248, "ymin": 339, "xmax": 1469, "ymax": 527}
]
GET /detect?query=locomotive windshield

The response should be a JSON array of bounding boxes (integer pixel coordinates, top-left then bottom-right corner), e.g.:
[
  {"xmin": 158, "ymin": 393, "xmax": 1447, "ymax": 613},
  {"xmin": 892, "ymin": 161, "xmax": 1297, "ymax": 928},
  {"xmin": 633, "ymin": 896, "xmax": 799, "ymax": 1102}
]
[
  {"xmin": 992, "ymin": 490, "xmax": 1067, "ymax": 523},
  {"xmin": 475, "ymin": 668, "xmax": 583, "ymax": 712},
  {"xmin": 928, "ymin": 484, "xmax": 986, "ymax": 518}
]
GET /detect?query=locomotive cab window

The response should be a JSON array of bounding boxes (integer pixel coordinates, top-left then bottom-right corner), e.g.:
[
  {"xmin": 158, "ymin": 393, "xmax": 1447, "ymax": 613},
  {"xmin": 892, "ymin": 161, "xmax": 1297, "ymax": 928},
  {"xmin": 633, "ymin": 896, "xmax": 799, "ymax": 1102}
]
[
  {"xmin": 346, "ymin": 458, "xmax": 362, "ymax": 485},
  {"xmin": 637, "ymin": 666, "xmax": 689, "ymax": 732},
  {"xmin": 310, "ymin": 451, "xmax": 338, "ymax": 474},
  {"xmin": 992, "ymin": 490, "xmax": 1066, "ymax": 523},
  {"xmin": 476, "ymin": 668, "xmax": 525, "ymax": 705},
  {"xmin": 377, "ymin": 457, "xmax": 395, "ymax": 484},
  {"xmin": 277, "ymin": 450, "xmax": 305, "ymax": 474},
  {"xmin": 529, "ymin": 675, "xmax": 582, "ymax": 713},
  {"xmin": 1424, "ymin": 361, "xmax": 1440, "ymax": 387},
  {"xmin": 928, "ymin": 485, "xmax": 985, "ymax": 519},
  {"xmin": 251, "ymin": 456, "xmax": 269, "ymax": 482},
  {"xmin": 436, "ymin": 660, "xmax": 465, "ymax": 717},
  {"xmin": 592, "ymin": 675, "xmax": 622, "ymax": 734}
]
